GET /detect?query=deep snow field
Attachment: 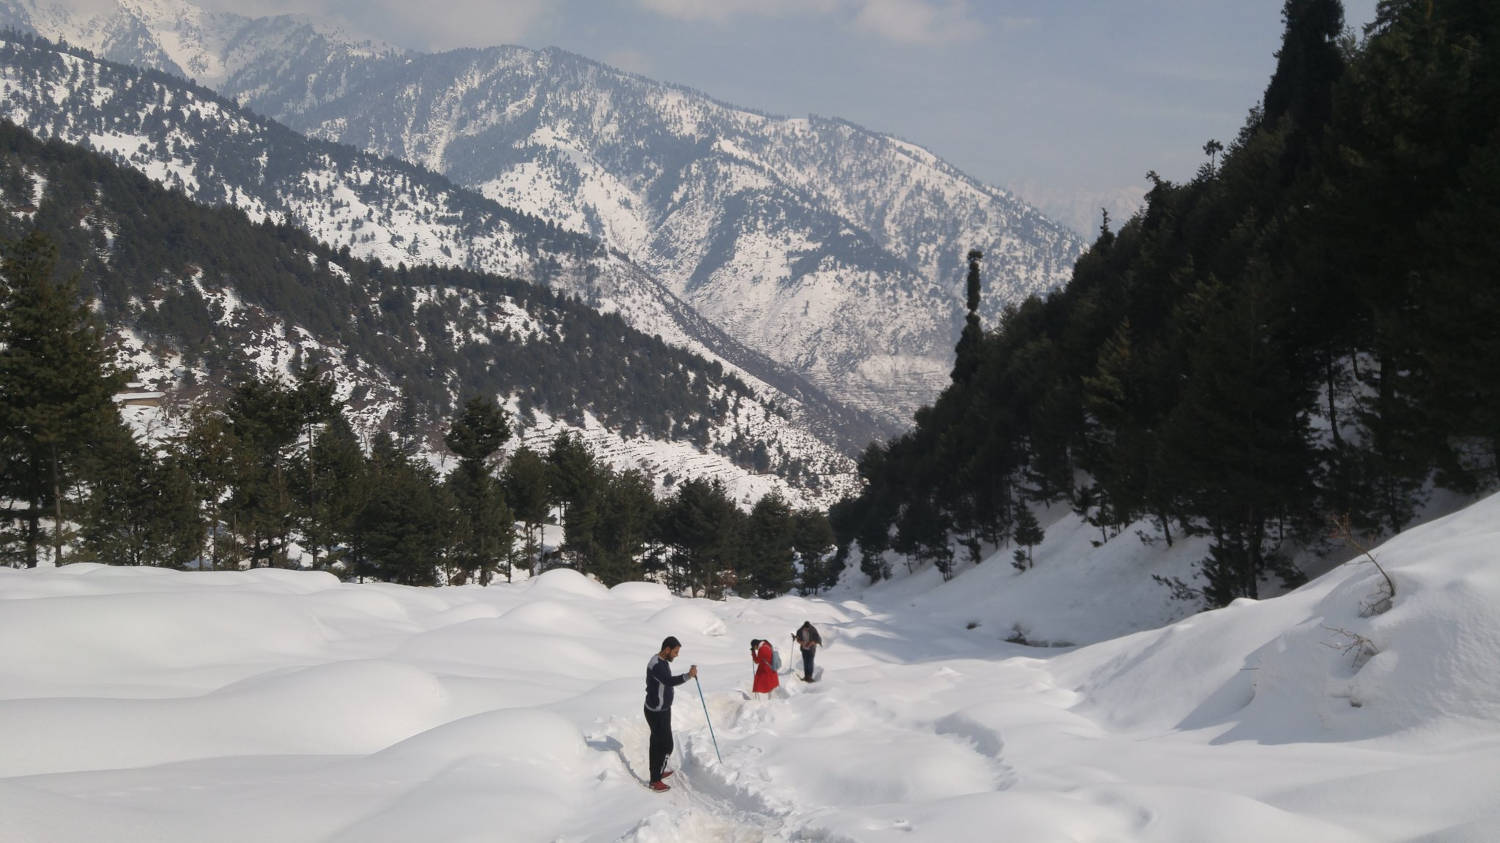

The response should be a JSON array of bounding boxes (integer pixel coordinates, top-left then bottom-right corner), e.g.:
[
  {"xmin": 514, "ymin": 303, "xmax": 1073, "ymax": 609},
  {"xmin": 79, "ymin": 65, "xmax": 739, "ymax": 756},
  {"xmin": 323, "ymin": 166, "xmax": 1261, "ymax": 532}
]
[{"xmin": 3, "ymin": 494, "xmax": 1500, "ymax": 842}]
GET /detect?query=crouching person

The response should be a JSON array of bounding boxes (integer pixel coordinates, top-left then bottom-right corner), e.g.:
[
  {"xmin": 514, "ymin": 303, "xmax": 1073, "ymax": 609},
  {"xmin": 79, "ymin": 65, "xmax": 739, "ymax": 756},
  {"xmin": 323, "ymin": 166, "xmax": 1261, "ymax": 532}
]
[{"xmin": 750, "ymin": 638, "xmax": 779, "ymax": 697}]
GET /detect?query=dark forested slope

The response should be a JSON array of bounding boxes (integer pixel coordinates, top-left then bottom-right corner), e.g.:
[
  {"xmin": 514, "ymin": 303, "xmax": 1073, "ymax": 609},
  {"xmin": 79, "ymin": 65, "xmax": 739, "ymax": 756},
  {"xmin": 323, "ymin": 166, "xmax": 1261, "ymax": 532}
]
[{"xmin": 833, "ymin": 0, "xmax": 1500, "ymax": 604}]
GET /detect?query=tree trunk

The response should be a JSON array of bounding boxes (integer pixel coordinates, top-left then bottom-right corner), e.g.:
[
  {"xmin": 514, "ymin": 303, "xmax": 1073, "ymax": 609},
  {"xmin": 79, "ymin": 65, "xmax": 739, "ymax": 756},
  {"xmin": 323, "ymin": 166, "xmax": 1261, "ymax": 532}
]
[
  {"xmin": 307, "ymin": 424, "xmax": 318, "ymax": 570},
  {"xmin": 50, "ymin": 444, "xmax": 64, "ymax": 566},
  {"xmin": 25, "ymin": 504, "xmax": 40, "ymax": 568},
  {"xmin": 1245, "ymin": 508, "xmax": 1262, "ymax": 601},
  {"xmin": 1376, "ymin": 350, "xmax": 1401, "ymax": 534},
  {"xmin": 206, "ymin": 501, "xmax": 217, "ymax": 571}
]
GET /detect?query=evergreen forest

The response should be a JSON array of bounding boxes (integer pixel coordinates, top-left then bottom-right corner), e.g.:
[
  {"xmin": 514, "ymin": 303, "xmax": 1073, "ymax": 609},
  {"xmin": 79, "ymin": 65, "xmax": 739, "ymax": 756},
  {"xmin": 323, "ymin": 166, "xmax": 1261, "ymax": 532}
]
[
  {"xmin": 832, "ymin": 0, "xmax": 1500, "ymax": 606},
  {"xmin": 0, "ymin": 229, "xmax": 834, "ymax": 590}
]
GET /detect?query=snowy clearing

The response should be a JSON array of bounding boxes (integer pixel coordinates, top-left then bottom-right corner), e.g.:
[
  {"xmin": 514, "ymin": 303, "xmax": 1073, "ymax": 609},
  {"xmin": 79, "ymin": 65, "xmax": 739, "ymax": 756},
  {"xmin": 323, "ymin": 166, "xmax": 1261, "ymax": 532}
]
[{"xmin": 2, "ymin": 494, "xmax": 1499, "ymax": 841}]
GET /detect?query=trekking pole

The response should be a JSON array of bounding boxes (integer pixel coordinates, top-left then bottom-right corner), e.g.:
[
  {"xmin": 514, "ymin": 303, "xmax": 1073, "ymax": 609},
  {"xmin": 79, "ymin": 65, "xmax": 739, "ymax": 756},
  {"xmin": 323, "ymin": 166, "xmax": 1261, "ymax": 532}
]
[{"xmin": 694, "ymin": 675, "xmax": 723, "ymax": 764}]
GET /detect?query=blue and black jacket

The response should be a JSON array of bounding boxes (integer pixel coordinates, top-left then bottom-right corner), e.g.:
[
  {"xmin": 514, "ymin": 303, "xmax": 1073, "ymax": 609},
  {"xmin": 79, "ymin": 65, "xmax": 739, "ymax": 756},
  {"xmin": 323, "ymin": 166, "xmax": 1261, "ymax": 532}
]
[{"xmin": 645, "ymin": 654, "xmax": 690, "ymax": 711}]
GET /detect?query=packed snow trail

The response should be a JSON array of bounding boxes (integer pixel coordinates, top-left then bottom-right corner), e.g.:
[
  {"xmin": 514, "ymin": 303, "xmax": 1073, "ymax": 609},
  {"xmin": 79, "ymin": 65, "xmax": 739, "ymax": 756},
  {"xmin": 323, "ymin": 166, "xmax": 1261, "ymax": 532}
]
[{"xmin": 590, "ymin": 712, "xmax": 785, "ymax": 842}]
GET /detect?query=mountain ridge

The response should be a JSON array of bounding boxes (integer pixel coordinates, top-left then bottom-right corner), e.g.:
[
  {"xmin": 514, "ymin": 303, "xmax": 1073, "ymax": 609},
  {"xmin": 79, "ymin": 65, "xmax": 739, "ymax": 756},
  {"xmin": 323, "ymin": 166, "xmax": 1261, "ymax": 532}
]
[{"xmin": 0, "ymin": 0, "xmax": 1085, "ymax": 425}]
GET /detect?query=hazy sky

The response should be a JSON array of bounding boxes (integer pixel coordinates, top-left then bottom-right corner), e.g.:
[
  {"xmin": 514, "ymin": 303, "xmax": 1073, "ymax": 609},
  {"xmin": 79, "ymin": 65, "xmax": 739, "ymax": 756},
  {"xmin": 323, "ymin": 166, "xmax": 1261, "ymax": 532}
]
[{"xmin": 200, "ymin": 0, "xmax": 1380, "ymax": 233}]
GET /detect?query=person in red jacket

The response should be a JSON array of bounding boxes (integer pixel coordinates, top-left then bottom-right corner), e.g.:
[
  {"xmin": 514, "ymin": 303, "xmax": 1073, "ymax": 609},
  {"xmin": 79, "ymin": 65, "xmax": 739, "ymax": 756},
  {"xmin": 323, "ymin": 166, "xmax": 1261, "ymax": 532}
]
[{"xmin": 750, "ymin": 638, "xmax": 779, "ymax": 697}]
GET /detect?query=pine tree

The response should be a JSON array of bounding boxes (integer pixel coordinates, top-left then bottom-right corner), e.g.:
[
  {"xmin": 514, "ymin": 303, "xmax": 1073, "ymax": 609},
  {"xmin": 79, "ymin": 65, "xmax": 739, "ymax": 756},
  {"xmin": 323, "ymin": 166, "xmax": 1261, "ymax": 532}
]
[
  {"xmin": 290, "ymin": 364, "xmax": 340, "ymax": 566},
  {"xmin": 660, "ymin": 478, "xmax": 740, "ymax": 597},
  {"xmin": 951, "ymin": 249, "xmax": 984, "ymax": 384},
  {"xmin": 1261, "ymin": 0, "xmax": 1346, "ymax": 179},
  {"xmin": 1161, "ymin": 269, "xmax": 1316, "ymax": 604},
  {"xmin": 1371, "ymin": 2, "xmax": 1500, "ymax": 492},
  {"xmin": 443, "ymin": 396, "xmax": 513, "ymax": 584},
  {"xmin": 79, "ymin": 425, "xmax": 201, "ymax": 567},
  {"xmin": 1010, "ymin": 504, "xmax": 1044, "ymax": 571},
  {"xmin": 592, "ymin": 469, "xmax": 656, "ymax": 586},
  {"xmin": 742, "ymin": 492, "xmax": 796, "ymax": 598},
  {"xmin": 546, "ymin": 432, "xmax": 593, "ymax": 514},
  {"xmin": 545, "ymin": 432, "xmax": 605, "ymax": 573},
  {"xmin": 221, "ymin": 374, "xmax": 303, "ymax": 567},
  {"xmin": 443, "ymin": 470, "xmax": 513, "ymax": 585},
  {"xmin": 354, "ymin": 434, "xmax": 455, "ymax": 585},
  {"xmin": 294, "ymin": 413, "xmax": 365, "ymax": 573},
  {"xmin": 444, "ymin": 395, "xmax": 511, "ymax": 469},
  {"xmin": 831, "ymin": 442, "xmax": 895, "ymax": 582},
  {"xmin": 501, "ymin": 446, "xmax": 552, "ymax": 579},
  {"xmin": 893, "ymin": 494, "xmax": 954, "ymax": 580},
  {"xmin": 791, "ymin": 508, "xmax": 837, "ymax": 594},
  {"xmin": 1416, "ymin": 139, "xmax": 1500, "ymax": 488},
  {"xmin": 545, "ymin": 431, "xmax": 609, "ymax": 573},
  {"xmin": 174, "ymin": 405, "xmax": 243, "ymax": 570},
  {"xmin": 0, "ymin": 230, "xmax": 129, "ymax": 566}
]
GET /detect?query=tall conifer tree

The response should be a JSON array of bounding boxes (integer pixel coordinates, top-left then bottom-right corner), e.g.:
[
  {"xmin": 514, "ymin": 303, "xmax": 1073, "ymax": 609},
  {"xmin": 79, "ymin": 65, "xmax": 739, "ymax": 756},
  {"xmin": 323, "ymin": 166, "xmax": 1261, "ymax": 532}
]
[
  {"xmin": 444, "ymin": 395, "xmax": 514, "ymax": 584},
  {"xmin": 0, "ymin": 231, "xmax": 128, "ymax": 566},
  {"xmin": 742, "ymin": 492, "xmax": 796, "ymax": 598},
  {"xmin": 951, "ymin": 249, "xmax": 984, "ymax": 384},
  {"xmin": 501, "ymin": 446, "xmax": 552, "ymax": 578},
  {"xmin": 1262, "ymin": 0, "xmax": 1346, "ymax": 179}
]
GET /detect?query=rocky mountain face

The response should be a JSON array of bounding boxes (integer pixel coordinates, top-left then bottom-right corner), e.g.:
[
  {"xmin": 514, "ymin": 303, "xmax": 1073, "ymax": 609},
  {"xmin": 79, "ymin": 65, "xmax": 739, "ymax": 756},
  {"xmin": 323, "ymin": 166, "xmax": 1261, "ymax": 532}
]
[{"xmin": 0, "ymin": 0, "xmax": 1085, "ymax": 428}]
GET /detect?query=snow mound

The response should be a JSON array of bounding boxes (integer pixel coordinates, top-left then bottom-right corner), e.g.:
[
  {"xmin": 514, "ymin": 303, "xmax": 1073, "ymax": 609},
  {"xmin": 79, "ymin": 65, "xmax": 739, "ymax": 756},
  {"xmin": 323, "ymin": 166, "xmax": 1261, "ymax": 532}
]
[
  {"xmin": 311, "ymin": 586, "xmax": 421, "ymax": 622},
  {"xmin": 395, "ymin": 617, "xmax": 617, "ymax": 676},
  {"xmin": 232, "ymin": 568, "xmax": 344, "ymax": 593},
  {"xmin": 647, "ymin": 603, "xmax": 728, "ymax": 638},
  {"xmin": 0, "ymin": 589, "xmax": 329, "ymax": 682},
  {"xmin": 609, "ymin": 581, "xmax": 673, "ymax": 604},
  {"xmin": 334, "ymin": 709, "xmax": 594, "ymax": 842},
  {"xmin": 1057, "ymin": 493, "xmax": 1500, "ymax": 744},
  {"xmin": 525, "ymin": 567, "xmax": 610, "ymax": 599},
  {"xmin": 426, "ymin": 602, "xmax": 503, "ymax": 625},
  {"xmin": 0, "ymin": 659, "xmax": 448, "ymax": 777},
  {"xmin": 373, "ymin": 707, "xmax": 587, "ymax": 769},
  {"xmin": 496, "ymin": 598, "xmax": 613, "ymax": 637}
]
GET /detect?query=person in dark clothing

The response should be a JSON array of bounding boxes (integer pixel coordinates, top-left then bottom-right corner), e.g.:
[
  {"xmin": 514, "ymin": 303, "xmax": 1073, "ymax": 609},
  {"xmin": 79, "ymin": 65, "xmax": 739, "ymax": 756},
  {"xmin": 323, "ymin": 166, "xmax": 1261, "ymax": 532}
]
[
  {"xmin": 794, "ymin": 621, "xmax": 821, "ymax": 681},
  {"xmin": 643, "ymin": 635, "xmax": 697, "ymax": 792}
]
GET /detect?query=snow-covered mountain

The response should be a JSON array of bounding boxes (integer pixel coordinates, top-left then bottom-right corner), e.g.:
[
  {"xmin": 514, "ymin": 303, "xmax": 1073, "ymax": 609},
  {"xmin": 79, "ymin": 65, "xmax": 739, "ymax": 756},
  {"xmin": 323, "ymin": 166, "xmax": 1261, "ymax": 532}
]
[
  {"xmin": 0, "ymin": 0, "xmax": 1086, "ymax": 427},
  {"xmin": 0, "ymin": 43, "xmax": 867, "ymax": 508}
]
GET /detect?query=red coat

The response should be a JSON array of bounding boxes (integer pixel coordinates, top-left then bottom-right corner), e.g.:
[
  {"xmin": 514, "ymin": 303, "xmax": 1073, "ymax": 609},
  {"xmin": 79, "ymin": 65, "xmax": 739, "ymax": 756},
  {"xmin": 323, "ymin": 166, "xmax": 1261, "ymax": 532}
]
[{"xmin": 752, "ymin": 641, "xmax": 779, "ymax": 693}]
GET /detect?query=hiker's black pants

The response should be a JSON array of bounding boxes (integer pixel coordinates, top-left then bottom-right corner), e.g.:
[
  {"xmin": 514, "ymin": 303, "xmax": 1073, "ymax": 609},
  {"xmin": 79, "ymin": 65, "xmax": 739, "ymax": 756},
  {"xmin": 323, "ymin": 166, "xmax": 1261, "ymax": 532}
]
[
  {"xmin": 802, "ymin": 646, "xmax": 815, "ymax": 680},
  {"xmin": 644, "ymin": 706, "xmax": 672, "ymax": 782}
]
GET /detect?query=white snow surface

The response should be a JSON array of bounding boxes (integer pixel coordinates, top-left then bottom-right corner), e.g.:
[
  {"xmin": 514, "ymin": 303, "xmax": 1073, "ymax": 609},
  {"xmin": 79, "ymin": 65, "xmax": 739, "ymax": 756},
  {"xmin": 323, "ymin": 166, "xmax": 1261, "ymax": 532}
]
[{"xmin": 4, "ymin": 494, "xmax": 1500, "ymax": 840}]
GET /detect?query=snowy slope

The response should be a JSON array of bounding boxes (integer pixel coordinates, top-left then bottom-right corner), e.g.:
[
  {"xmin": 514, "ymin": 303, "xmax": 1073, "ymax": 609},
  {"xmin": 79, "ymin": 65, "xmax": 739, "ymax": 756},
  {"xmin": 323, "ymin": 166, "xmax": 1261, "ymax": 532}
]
[
  {"xmin": 0, "ymin": 37, "xmax": 876, "ymax": 504},
  {"xmin": 2, "ymin": 492, "xmax": 1498, "ymax": 841}
]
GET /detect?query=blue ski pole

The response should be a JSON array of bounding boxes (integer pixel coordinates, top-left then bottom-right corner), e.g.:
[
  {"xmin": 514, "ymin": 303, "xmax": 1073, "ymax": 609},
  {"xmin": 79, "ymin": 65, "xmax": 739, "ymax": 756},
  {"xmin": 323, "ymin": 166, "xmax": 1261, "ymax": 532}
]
[{"xmin": 694, "ymin": 675, "xmax": 722, "ymax": 764}]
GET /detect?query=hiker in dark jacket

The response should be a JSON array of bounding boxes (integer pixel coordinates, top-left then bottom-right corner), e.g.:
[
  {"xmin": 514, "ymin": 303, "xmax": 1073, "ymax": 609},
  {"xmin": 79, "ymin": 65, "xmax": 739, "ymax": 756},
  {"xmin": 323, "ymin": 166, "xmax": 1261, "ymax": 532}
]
[
  {"xmin": 794, "ymin": 621, "xmax": 821, "ymax": 681},
  {"xmin": 643, "ymin": 635, "xmax": 696, "ymax": 791}
]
